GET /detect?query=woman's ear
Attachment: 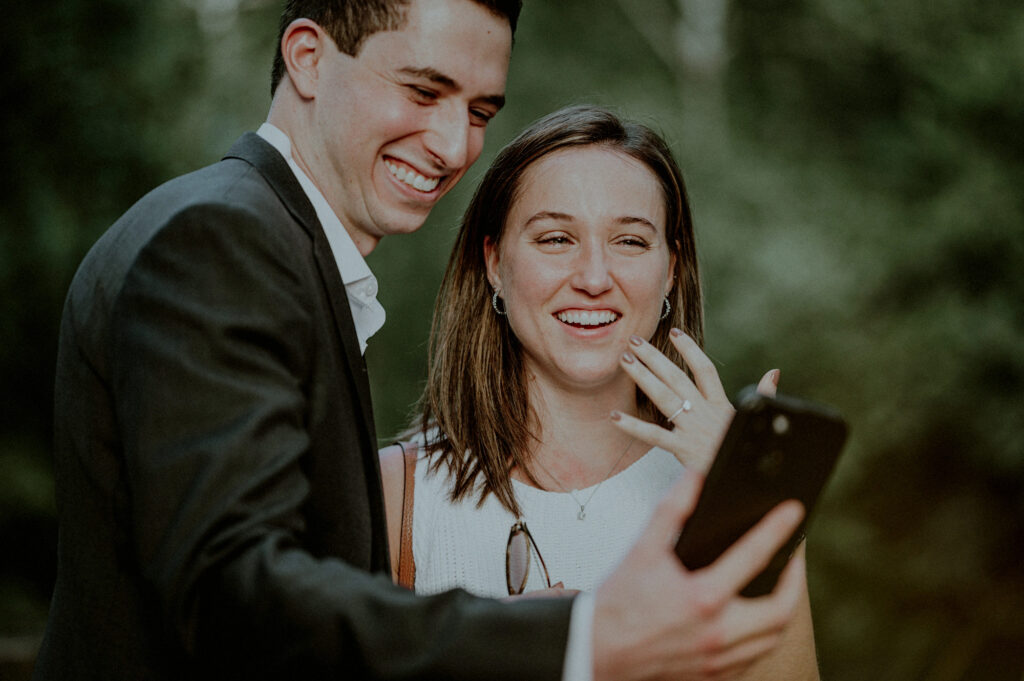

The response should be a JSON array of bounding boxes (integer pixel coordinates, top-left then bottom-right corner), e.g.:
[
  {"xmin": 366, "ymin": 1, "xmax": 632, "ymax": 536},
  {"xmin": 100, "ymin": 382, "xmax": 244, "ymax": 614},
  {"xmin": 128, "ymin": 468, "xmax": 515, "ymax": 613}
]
[
  {"xmin": 484, "ymin": 236, "xmax": 502, "ymax": 290},
  {"xmin": 279, "ymin": 19, "xmax": 326, "ymax": 99},
  {"xmin": 664, "ymin": 251, "xmax": 678, "ymax": 298}
]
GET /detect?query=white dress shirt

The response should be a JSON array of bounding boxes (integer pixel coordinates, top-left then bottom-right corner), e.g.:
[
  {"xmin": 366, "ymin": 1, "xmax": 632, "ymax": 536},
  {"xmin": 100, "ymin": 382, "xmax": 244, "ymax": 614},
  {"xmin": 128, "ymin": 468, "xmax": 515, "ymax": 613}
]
[
  {"xmin": 256, "ymin": 123, "xmax": 385, "ymax": 354},
  {"xmin": 254, "ymin": 122, "xmax": 593, "ymax": 681}
]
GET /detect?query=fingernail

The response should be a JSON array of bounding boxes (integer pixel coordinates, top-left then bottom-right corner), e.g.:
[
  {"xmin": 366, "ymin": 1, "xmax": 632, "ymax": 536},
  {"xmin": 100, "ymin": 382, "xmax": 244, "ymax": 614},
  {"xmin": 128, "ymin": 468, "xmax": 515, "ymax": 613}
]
[
  {"xmin": 628, "ymin": 335, "xmax": 643, "ymax": 346},
  {"xmin": 670, "ymin": 327, "xmax": 684, "ymax": 337},
  {"xmin": 610, "ymin": 410, "xmax": 622, "ymax": 421},
  {"xmin": 621, "ymin": 352, "xmax": 635, "ymax": 364},
  {"xmin": 771, "ymin": 369, "xmax": 780, "ymax": 387}
]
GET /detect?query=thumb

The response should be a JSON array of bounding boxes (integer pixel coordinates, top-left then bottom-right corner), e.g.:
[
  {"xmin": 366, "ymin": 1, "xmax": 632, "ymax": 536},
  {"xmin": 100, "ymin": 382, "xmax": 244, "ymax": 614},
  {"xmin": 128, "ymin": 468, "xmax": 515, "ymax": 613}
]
[
  {"xmin": 757, "ymin": 368, "xmax": 780, "ymax": 397},
  {"xmin": 639, "ymin": 470, "xmax": 703, "ymax": 549}
]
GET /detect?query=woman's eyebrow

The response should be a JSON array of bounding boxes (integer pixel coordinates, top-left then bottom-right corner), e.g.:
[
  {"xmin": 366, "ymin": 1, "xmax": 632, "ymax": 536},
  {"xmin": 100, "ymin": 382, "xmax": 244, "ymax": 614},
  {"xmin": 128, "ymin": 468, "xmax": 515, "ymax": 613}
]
[
  {"xmin": 617, "ymin": 216, "xmax": 658, "ymax": 230},
  {"xmin": 524, "ymin": 211, "xmax": 574, "ymax": 226},
  {"xmin": 524, "ymin": 212, "xmax": 659, "ymax": 230}
]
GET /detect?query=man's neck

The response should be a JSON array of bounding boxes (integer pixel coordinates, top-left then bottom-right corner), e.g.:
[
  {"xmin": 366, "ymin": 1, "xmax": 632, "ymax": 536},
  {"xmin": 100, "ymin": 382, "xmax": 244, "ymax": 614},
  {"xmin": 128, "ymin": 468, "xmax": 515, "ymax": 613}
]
[{"xmin": 265, "ymin": 101, "xmax": 380, "ymax": 256}]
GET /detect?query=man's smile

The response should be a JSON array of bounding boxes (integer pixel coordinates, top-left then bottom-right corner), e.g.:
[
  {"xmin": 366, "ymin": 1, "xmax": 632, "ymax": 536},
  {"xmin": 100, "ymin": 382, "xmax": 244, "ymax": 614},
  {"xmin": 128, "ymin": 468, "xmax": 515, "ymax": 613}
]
[{"xmin": 384, "ymin": 157, "xmax": 442, "ymax": 192}]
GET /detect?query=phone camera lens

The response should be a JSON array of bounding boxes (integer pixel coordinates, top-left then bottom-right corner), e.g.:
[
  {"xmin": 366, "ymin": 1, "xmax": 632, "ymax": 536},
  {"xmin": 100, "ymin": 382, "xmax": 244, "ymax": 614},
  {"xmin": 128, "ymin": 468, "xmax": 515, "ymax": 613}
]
[{"xmin": 758, "ymin": 449, "xmax": 784, "ymax": 476}]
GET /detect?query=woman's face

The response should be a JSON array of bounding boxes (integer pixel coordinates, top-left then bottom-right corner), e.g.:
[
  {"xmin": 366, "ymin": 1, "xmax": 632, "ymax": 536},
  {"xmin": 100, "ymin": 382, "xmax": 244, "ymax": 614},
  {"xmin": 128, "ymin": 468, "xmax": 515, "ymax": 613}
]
[{"xmin": 485, "ymin": 145, "xmax": 675, "ymax": 393}]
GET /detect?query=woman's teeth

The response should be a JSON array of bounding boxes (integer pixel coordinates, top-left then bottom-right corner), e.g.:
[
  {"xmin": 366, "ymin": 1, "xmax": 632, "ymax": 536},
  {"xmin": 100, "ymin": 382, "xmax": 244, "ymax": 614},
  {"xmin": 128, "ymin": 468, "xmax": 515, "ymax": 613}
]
[
  {"xmin": 385, "ymin": 161, "xmax": 440, "ymax": 192},
  {"xmin": 556, "ymin": 310, "xmax": 619, "ymax": 327}
]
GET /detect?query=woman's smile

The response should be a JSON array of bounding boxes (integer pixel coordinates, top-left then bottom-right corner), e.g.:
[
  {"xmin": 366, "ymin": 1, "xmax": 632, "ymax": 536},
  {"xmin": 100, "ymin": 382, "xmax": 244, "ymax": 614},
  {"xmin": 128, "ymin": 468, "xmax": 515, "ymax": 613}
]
[{"xmin": 554, "ymin": 309, "xmax": 621, "ymax": 328}]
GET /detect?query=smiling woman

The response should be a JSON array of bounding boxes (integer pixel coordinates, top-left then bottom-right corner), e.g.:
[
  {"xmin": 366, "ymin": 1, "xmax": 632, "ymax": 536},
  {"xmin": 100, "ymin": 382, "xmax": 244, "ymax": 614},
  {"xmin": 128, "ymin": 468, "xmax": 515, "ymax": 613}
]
[
  {"xmin": 377, "ymin": 103, "xmax": 765, "ymax": 580},
  {"xmin": 376, "ymin": 105, "xmax": 820, "ymax": 678}
]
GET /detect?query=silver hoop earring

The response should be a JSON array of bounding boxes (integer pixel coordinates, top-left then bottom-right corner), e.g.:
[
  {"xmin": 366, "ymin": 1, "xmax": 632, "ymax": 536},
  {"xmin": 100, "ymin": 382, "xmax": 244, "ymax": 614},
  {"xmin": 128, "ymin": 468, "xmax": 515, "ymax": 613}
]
[
  {"xmin": 659, "ymin": 296, "xmax": 671, "ymax": 321},
  {"xmin": 492, "ymin": 289, "xmax": 507, "ymax": 316}
]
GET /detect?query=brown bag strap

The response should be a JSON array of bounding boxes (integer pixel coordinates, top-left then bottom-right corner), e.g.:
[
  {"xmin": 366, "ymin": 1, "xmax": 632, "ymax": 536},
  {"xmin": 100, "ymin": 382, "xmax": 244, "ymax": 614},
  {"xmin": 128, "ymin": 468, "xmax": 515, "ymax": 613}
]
[{"xmin": 397, "ymin": 441, "xmax": 418, "ymax": 590}]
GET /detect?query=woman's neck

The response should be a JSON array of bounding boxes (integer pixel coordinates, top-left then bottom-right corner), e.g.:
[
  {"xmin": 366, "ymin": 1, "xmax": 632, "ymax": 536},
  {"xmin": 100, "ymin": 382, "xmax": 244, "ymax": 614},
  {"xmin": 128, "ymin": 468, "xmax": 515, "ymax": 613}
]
[{"xmin": 519, "ymin": 374, "xmax": 642, "ymax": 491}]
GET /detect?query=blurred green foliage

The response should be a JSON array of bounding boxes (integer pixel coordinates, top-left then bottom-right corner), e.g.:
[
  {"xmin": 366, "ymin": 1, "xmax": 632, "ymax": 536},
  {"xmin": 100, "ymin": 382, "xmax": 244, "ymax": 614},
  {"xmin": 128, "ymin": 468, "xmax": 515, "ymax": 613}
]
[{"xmin": 1, "ymin": 0, "xmax": 1021, "ymax": 678}]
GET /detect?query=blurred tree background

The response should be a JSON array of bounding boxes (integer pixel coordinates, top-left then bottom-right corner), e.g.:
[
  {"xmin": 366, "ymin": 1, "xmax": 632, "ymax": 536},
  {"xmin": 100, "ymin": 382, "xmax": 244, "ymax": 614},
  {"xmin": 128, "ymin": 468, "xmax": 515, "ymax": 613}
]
[{"xmin": 2, "ymin": 0, "xmax": 1021, "ymax": 678}]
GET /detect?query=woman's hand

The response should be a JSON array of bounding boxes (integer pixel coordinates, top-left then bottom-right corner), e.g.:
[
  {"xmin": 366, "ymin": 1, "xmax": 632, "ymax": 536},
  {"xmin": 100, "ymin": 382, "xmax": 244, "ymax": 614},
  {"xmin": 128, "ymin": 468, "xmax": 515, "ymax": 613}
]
[{"xmin": 612, "ymin": 328, "xmax": 779, "ymax": 474}]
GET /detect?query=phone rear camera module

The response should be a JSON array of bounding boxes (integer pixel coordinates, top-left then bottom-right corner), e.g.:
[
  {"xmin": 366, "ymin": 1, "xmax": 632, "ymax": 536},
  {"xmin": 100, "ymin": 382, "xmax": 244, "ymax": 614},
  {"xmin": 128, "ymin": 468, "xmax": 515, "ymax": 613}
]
[
  {"xmin": 772, "ymin": 414, "xmax": 790, "ymax": 435},
  {"xmin": 758, "ymin": 449, "xmax": 784, "ymax": 477}
]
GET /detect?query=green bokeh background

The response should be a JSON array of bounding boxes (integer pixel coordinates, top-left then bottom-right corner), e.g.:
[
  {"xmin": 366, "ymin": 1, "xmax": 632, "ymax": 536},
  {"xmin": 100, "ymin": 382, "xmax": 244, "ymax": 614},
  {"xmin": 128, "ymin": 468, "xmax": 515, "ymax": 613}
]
[{"xmin": 2, "ymin": 1, "xmax": 1022, "ymax": 678}]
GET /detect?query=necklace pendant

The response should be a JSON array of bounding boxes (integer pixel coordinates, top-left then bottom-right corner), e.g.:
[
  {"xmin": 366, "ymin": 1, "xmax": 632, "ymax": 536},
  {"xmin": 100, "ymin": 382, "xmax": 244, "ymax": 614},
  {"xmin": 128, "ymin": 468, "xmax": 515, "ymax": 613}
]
[{"xmin": 577, "ymin": 508, "xmax": 586, "ymax": 520}]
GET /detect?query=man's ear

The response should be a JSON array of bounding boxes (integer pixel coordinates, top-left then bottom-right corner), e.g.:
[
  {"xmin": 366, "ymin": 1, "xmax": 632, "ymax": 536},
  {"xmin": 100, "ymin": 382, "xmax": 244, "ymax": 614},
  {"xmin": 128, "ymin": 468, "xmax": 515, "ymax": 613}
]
[
  {"xmin": 280, "ymin": 19, "xmax": 325, "ymax": 99},
  {"xmin": 483, "ymin": 236, "xmax": 502, "ymax": 290}
]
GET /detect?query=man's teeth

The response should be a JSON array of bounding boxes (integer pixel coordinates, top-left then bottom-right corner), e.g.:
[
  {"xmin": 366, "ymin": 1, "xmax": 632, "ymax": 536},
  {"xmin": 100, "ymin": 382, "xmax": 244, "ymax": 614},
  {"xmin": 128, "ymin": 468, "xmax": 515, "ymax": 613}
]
[
  {"xmin": 385, "ymin": 161, "xmax": 440, "ymax": 192},
  {"xmin": 557, "ymin": 310, "xmax": 619, "ymax": 326}
]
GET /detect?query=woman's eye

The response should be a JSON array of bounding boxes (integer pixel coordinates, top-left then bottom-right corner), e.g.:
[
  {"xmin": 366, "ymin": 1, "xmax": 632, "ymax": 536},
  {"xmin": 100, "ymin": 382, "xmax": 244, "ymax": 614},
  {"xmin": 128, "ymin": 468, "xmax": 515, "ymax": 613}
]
[{"xmin": 617, "ymin": 237, "xmax": 651, "ymax": 249}]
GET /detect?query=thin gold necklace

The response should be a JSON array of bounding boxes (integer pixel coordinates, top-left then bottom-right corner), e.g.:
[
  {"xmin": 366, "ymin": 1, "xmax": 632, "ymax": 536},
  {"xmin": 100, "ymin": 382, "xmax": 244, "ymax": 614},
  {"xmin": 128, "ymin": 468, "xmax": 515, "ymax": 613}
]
[{"xmin": 530, "ymin": 438, "xmax": 635, "ymax": 521}]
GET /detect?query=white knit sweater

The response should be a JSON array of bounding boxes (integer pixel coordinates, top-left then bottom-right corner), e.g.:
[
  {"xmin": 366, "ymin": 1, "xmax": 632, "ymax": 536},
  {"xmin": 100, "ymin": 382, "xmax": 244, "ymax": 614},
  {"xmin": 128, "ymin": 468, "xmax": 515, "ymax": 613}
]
[{"xmin": 412, "ymin": 446, "xmax": 684, "ymax": 597}]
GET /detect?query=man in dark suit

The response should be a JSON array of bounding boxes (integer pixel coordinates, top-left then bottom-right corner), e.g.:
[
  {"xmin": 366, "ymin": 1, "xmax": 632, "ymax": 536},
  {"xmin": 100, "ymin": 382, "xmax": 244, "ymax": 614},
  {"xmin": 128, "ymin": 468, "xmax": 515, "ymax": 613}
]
[{"xmin": 35, "ymin": 1, "xmax": 809, "ymax": 679}]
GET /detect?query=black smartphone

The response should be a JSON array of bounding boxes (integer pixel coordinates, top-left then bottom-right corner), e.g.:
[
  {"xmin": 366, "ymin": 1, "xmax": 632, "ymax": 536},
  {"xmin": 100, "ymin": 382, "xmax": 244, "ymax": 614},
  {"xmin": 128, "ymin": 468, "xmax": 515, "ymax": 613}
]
[{"xmin": 673, "ymin": 386, "xmax": 848, "ymax": 597}]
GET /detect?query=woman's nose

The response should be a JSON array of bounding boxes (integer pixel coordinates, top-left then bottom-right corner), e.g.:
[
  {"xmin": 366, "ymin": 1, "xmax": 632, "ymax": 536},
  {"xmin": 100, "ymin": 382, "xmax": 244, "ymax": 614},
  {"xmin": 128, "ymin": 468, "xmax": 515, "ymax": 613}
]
[{"xmin": 571, "ymin": 245, "xmax": 613, "ymax": 295}]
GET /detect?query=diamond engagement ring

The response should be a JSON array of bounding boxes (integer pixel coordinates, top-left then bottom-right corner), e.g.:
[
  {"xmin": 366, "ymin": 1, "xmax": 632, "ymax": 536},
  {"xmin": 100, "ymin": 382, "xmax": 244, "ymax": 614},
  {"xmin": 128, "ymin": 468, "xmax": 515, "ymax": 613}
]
[{"xmin": 668, "ymin": 400, "xmax": 692, "ymax": 422}]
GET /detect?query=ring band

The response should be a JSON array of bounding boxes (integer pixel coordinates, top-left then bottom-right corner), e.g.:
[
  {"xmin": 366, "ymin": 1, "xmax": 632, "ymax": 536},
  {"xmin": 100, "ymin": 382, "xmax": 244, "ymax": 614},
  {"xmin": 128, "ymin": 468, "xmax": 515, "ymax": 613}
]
[{"xmin": 667, "ymin": 399, "xmax": 692, "ymax": 422}]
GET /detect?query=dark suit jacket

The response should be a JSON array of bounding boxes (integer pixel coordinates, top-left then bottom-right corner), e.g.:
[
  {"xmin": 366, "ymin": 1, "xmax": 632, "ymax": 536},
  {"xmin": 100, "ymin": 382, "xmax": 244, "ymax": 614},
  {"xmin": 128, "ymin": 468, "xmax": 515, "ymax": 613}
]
[{"xmin": 33, "ymin": 133, "xmax": 572, "ymax": 680}]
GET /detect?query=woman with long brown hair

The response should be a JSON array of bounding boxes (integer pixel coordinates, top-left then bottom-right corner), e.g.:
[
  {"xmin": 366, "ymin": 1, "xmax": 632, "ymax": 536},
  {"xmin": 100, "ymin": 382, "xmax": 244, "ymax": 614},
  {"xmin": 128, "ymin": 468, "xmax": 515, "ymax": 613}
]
[{"xmin": 379, "ymin": 105, "xmax": 818, "ymax": 677}]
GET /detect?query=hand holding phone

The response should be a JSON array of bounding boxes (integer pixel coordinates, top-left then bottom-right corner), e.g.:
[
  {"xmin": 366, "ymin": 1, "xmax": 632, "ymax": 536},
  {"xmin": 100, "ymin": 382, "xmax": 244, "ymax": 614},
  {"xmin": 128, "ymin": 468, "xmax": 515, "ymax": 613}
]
[{"xmin": 674, "ymin": 386, "xmax": 848, "ymax": 596}]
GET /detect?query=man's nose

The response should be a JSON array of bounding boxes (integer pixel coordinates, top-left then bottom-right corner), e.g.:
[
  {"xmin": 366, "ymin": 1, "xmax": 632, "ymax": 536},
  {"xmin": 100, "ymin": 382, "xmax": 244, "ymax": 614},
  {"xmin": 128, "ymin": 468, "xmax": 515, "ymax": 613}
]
[
  {"xmin": 423, "ymin": 104, "xmax": 470, "ymax": 170},
  {"xmin": 571, "ymin": 243, "xmax": 614, "ymax": 295}
]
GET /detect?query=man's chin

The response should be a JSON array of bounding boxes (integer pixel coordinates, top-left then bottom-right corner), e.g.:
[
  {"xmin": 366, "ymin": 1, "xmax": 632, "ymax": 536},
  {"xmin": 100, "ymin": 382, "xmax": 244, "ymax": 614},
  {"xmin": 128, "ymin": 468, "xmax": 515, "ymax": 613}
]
[{"xmin": 377, "ymin": 207, "xmax": 434, "ymax": 237}]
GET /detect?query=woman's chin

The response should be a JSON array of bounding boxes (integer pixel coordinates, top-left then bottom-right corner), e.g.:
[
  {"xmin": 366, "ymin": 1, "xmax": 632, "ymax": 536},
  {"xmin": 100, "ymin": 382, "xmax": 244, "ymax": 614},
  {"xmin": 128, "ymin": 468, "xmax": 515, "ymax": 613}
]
[{"xmin": 549, "ymin": 365, "xmax": 633, "ymax": 394}]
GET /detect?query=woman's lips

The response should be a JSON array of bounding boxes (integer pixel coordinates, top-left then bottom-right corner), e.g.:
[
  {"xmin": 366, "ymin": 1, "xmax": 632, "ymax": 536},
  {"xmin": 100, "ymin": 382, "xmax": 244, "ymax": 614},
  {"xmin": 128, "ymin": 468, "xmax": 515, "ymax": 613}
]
[{"xmin": 555, "ymin": 309, "xmax": 621, "ymax": 328}]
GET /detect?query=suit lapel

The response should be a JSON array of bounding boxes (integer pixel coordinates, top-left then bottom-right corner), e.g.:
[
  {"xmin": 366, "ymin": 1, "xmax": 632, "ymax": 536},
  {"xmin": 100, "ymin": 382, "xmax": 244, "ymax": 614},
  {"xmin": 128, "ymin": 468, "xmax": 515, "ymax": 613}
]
[{"xmin": 222, "ymin": 133, "xmax": 378, "ymax": 446}]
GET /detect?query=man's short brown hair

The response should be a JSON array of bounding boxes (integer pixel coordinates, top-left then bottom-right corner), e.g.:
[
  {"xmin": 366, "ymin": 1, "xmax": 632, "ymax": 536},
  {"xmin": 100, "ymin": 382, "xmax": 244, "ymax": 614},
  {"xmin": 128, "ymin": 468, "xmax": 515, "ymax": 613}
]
[{"xmin": 270, "ymin": 0, "xmax": 522, "ymax": 95}]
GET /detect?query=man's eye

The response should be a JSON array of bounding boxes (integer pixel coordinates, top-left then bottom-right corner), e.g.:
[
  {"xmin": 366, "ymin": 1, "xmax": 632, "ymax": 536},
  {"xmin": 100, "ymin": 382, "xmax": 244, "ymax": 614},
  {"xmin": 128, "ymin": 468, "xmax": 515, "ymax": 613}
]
[
  {"xmin": 408, "ymin": 86, "xmax": 437, "ymax": 101},
  {"xmin": 470, "ymin": 108, "xmax": 495, "ymax": 125},
  {"xmin": 538, "ymin": 236, "xmax": 570, "ymax": 245}
]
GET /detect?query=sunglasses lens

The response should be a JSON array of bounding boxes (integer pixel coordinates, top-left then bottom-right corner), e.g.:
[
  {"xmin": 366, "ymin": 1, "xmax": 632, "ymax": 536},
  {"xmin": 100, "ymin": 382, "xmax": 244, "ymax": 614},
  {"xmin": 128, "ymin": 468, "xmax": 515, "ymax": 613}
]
[{"xmin": 506, "ymin": 527, "xmax": 530, "ymax": 594}]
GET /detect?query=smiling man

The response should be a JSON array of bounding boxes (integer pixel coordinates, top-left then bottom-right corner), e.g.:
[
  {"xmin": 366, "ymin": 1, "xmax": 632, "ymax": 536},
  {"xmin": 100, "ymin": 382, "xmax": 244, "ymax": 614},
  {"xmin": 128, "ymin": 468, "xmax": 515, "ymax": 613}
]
[{"xmin": 34, "ymin": 1, "xmax": 566, "ymax": 679}]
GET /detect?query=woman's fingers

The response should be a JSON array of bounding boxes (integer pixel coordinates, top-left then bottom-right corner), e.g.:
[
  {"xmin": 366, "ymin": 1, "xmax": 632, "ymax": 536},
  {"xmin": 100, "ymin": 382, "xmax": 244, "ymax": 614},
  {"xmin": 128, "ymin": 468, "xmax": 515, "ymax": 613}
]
[
  {"xmin": 667, "ymin": 329, "xmax": 730, "ymax": 403},
  {"xmin": 611, "ymin": 410, "xmax": 707, "ymax": 467},
  {"xmin": 626, "ymin": 334, "xmax": 700, "ymax": 400},
  {"xmin": 620, "ymin": 346, "xmax": 697, "ymax": 420}
]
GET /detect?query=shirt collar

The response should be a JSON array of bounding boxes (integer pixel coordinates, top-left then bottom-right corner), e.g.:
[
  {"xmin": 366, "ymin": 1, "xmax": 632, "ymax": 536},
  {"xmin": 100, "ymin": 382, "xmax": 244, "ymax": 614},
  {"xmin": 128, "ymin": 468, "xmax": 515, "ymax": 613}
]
[
  {"xmin": 256, "ymin": 123, "xmax": 373, "ymax": 286},
  {"xmin": 256, "ymin": 123, "xmax": 385, "ymax": 353}
]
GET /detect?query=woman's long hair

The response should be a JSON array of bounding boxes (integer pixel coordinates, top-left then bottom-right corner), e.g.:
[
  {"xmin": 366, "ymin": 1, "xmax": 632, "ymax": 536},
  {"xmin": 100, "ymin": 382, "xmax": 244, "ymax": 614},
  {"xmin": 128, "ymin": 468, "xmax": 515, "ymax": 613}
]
[{"xmin": 411, "ymin": 105, "xmax": 704, "ymax": 516}]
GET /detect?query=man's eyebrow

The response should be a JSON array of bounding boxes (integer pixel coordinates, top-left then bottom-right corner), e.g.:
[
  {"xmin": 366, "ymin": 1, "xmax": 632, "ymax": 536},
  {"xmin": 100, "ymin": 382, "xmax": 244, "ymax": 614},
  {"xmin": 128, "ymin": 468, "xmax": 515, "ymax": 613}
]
[
  {"xmin": 398, "ymin": 66, "xmax": 506, "ymax": 109},
  {"xmin": 399, "ymin": 66, "xmax": 456, "ymax": 88}
]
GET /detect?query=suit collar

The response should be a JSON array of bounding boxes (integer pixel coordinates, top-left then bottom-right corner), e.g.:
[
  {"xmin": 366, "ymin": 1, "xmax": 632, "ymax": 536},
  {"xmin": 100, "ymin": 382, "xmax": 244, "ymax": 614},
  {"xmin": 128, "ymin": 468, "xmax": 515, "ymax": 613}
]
[
  {"xmin": 224, "ymin": 132, "xmax": 321, "ymax": 238},
  {"xmin": 223, "ymin": 132, "xmax": 378, "ymax": 447}
]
